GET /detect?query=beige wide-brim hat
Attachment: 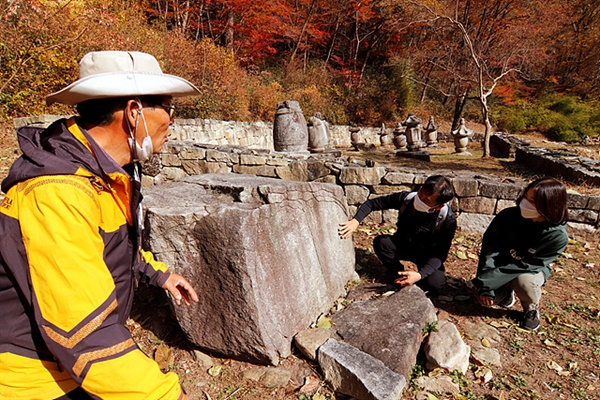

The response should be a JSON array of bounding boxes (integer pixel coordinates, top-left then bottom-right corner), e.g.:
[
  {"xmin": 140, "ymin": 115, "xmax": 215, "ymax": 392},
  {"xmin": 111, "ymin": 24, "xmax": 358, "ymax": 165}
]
[{"xmin": 46, "ymin": 51, "xmax": 201, "ymax": 106}]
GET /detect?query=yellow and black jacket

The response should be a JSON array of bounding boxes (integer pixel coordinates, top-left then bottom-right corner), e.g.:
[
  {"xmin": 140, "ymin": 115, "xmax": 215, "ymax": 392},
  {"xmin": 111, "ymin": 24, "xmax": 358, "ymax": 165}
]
[{"xmin": 0, "ymin": 118, "xmax": 183, "ymax": 399}]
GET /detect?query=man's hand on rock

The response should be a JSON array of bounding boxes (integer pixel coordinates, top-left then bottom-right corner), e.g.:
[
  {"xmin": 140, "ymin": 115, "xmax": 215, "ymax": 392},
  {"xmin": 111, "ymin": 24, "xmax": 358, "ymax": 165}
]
[
  {"xmin": 394, "ymin": 271, "xmax": 421, "ymax": 287},
  {"xmin": 162, "ymin": 273, "xmax": 199, "ymax": 306}
]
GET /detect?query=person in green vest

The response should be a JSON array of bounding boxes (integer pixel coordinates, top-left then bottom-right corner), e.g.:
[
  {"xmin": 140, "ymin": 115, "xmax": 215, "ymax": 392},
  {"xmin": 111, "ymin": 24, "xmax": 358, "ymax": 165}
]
[{"xmin": 472, "ymin": 177, "xmax": 569, "ymax": 331}]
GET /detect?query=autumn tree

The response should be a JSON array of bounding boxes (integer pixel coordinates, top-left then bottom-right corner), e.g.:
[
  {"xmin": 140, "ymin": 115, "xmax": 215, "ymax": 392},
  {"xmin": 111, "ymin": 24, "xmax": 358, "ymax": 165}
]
[{"xmin": 399, "ymin": 0, "xmax": 563, "ymax": 157}]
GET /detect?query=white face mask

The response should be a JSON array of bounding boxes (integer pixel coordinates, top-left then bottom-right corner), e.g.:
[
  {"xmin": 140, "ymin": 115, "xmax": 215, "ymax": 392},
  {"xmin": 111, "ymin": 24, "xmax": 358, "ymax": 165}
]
[
  {"xmin": 519, "ymin": 198, "xmax": 541, "ymax": 219},
  {"xmin": 413, "ymin": 193, "xmax": 432, "ymax": 213}
]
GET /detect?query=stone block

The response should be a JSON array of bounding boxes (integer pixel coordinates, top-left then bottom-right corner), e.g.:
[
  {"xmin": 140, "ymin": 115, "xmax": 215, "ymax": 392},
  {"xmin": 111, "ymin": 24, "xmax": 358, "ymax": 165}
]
[
  {"xmin": 294, "ymin": 328, "xmax": 332, "ymax": 361},
  {"xmin": 181, "ymin": 160, "xmax": 203, "ymax": 176},
  {"xmin": 495, "ymin": 199, "xmax": 515, "ymax": 214},
  {"xmin": 424, "ymin": 320, "xmax": 470, "ymax": 374},
  {"xmin": 456, "ymin": 213, "xmax": 495, "ymax": 234},
  {"xmin": 276, "ymin": 161, "xmax": 310, "ymax": 182},
  {"xmin": 314, "ymin": 175, "xmax": 337, "ymax": 184},
  {"xmin": 381, "ymin": 172, "xmax": 415, "ymax": 185},
  {"xmin": 371, "ymin": 185, "xmax": 412, "ymax": 195},
  {"xmin": 332, "ymin": 285, "xmax": 437, "ymax": 379},
  {"xmin": 206, "ymin": 149, "xmax": 231, "ymax": 163},
  {"xmin": 160, "ymin": 166, "xmax": 187, "ymax": 182},
  {"xmin": 240, "ymin": 154, "xmax": 268, "ymax": 165},
  {"xmin": 588, "ymin": 196, "xmax": 600, "ymax": 211},
  {"xmin": 318, "ymin": 339, "xmax": 406, "ymax": 400},
  {"xmin": 568, "ymin": 209, "xmax": 598, "ymax": 224},
  {"xmin": 141, "ymin": 174, "xmax": 155, "ymax": 188},
  {"xmin": 233, "ymin": 165, "xmax": 277, "ymax": 178},
  {"xmin": 566, "ymin": 222, "xmax": 599, "ymax": 240},
  {"xmin": 383, "ymin": 209, "xmax": 399, "ymax": 225},
  {"xmin": 414, "ymin": 174, "xmax": 429, "ymax": 185},
  {"xmin": 266, "ymin": 157, "xmax": 290, "ymax": 166},
  {"xmin": 362, "ymin": 210, "xmax": 383, "ymax": 224},
  {"xmin": 161, "ymin": 153, "xmax": 182, "ymax": 167},
  {"xmin": 451, "ymin": 177, "xmax": 478, "ymax": 197},
  {"xmin": 179, "ymin": 147, "xmax": 207, "ymax": 160},
  {"xmin": 568, "ymin": 193, "xmax": 589, "ymax": 209},
  {"xmin": 142, "ymin": 174, "xmax": 356, "ymax": 365},
  {"xmin": 479, "ymin": 181, "xmax": 522, "ymax": 199},
  {"xmin": 344, "ymin": 185, "xmax": 370, "ymax": 205},
  {"xmin": 459, "ymin": 197, "xmax": 497, "ymax": 214},
  {"xmin": 339, "ymin": 167, "xmax": 386, "ymax": 185}
]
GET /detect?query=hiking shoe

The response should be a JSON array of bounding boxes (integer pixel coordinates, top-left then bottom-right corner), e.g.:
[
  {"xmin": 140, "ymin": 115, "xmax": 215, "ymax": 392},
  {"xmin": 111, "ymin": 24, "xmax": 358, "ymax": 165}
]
[
  {"xmin": 497, "ymin": 290, "xmax": 516, "ymax": 309},
  {"xmin": 521, "ymin": 309, "xmax": 540, "ymax": 331}
]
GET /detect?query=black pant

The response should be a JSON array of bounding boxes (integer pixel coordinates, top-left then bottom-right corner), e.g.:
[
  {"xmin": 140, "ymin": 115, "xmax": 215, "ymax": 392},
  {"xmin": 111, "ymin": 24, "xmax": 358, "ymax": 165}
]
[{"xmin": 373, "ymin": 234, "xmax": 445, "ymax": 293}]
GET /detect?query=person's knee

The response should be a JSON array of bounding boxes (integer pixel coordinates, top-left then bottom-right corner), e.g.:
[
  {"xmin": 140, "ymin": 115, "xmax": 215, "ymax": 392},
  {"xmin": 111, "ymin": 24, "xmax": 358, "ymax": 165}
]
[
  {"xmin": 419, "ymin": 270, "xmax": 446, "ymax": 292},
  {"xmin": 514, "ymin": 272, "xmax": 544, "ymax": 289},
  {"xmin": 373, "ymin": 235, "xmax": 395, "ymax": 261}
]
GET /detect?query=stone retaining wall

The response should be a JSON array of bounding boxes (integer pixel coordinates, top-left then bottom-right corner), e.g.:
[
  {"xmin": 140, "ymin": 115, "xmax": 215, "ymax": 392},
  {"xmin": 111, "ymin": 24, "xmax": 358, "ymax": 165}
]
[
  {"xmin": 170, "ymin": 118, "xmax": 384, "ymax": 150},
  {"xmin": 491, "ymin": 133, "xmax": 600, "ymax": 186},
  {"xmin": 13, "ymin": 115, "xmax": 384, "ymax": 150},
  {"xmin": 147, "ymin": 142, "xmax": 599, "ymax": 239},
  {"xmin": 11, "ymin": 115, "xmax": 599, "ymax": 237}
]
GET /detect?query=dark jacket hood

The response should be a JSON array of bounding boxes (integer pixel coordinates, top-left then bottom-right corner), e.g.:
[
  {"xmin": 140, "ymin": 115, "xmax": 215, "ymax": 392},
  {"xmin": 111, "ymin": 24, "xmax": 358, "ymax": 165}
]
[{"xmin": 2, "ymin": 118, "xmax": 112, "ymax": 193}]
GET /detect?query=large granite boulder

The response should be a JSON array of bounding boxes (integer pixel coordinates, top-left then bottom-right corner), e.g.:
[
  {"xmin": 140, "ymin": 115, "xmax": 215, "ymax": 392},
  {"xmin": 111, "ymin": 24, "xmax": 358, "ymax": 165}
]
[
  {"xmin": 331, "ymin": 285, "xmax": 437, "ymax": 379},
  {"xmin": 142, "ymin": 174, "xmax": 356, "ymax": 365}
]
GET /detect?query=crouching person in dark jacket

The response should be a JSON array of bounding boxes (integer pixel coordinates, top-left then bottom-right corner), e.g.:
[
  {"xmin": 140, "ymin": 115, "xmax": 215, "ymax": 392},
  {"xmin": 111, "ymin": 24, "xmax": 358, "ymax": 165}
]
[
  {"xmin": 339, "ymin": 175, "xmax": 457, "ymax": 295},
  {"xmin": 472, "ymin": 177, "xmax": 569, "ymax": 331}
]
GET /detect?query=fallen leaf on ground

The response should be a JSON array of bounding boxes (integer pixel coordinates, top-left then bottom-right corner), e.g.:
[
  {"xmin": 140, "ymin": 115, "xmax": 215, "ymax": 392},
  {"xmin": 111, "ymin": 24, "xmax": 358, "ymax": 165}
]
[
  {"xmin": 475, "ymin": 367, "xmax": 494, "ymax": 384},
  {"xmin": 546, "ymin": 315, "xmax": 559, "ymax": 325},
  {"xmin": 489, "ymin": 320, "xmax": 511, "ymax": 329},
  {"xmin": 481, "ymin": 338, "xmax": 491, "ymax": 347},
  {"xmin": 560, "ymin": 322, "xmax": 579, "ymax": 329},
  {"xmin": 543, "ymin": 339, "xmax": 558, "ymax": 348},
  {"xmin": 452, "ymin": 394, "xmax": 468, "ymax": 400},
  {"xmin": 316, "ymin": 316, "xmax": 334, "ymax": 329},
  {"xmin": 547, "ymin": 360, "xmax": 563, "ymax": 372},
  {"xmin": 456, "ymin": 251, "xmax": 468, "ymax": 260},
  {"xmin": 154, "ymin": 343, "xmax": 173, "ymax": 370},
  {"xmin": 208, "ymin": 365, "xmax": 223, "ymax": 377}
]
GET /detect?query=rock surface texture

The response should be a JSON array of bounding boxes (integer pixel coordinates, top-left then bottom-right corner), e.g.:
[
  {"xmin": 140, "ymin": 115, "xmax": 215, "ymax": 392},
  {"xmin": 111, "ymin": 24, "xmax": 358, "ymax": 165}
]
[
  {"xmin": 142, "ymin": 174, "xmax": 356, "ymax": 365},
  {"xmin": 332, "ymin": 285, "xmax": 437, "ymax": 379},
  {"xmin": 318, "ymin": 339, "xmax": 407, "ymax": 400}
]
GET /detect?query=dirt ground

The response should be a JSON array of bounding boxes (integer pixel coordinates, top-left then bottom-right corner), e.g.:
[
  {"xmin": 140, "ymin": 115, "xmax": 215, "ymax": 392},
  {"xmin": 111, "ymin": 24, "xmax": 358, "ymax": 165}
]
[{"xmin": 1, "ymin": 120, "xmax": 599, "ymax": 399}]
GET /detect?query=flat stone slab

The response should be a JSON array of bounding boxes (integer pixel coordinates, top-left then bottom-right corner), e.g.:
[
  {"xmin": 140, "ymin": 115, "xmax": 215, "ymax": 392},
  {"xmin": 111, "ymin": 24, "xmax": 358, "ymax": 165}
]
[
  {"xmin": 318, "ymin": 339, "xmax": 406, "ymax": 400},
  {"xmin": 331, "ymin": 285, "xmax": 437, "ymax": 379}
]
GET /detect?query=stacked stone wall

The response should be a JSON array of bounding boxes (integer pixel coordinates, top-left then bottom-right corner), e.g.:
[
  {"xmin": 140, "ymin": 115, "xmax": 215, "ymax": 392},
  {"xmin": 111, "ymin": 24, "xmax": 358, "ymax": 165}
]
[
  {"xmin": 11, "ymin": 116, "xmax": 599, "ymax": 238},
  {"xmin": 147, "ymin": 142, "xmax": 599, "ymax": 239}
]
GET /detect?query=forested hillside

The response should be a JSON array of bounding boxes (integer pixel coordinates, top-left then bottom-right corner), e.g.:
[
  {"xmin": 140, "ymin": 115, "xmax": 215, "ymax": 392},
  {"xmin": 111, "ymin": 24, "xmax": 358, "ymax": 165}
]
[{"xmin": 2, "ymin": 0, "xmax": 600, "ymax": 142}]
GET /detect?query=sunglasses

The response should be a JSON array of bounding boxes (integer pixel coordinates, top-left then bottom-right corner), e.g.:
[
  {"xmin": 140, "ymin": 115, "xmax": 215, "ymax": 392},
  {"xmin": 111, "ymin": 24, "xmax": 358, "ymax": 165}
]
[{"xmin": 157, "ymin": 103, "xmax": 176, "ymax": 119}]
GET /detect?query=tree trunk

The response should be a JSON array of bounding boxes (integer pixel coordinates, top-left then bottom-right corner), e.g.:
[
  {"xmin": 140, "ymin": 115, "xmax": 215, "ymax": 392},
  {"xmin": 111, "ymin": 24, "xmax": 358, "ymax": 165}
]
[
  {"xmin": 451, "ymin": 90, "xmax": 468, "ymax": 131},
  {"xmin": 290, "ymin": 0, "xmax": 317, "ymax": 63},
  {"xmin": 225, "ymin": 11, "xmax": 234, "ymax": 56},
  {"xmin": 481, "ymin": 96, "xmax": 492, "ymax": 157}
]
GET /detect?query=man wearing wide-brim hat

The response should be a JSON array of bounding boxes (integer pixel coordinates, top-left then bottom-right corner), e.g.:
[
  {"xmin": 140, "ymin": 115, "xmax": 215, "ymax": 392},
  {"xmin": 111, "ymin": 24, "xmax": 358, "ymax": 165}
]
[{"xmin": 0, "ymin": 51, "xmax": 200, "ymax": 399}]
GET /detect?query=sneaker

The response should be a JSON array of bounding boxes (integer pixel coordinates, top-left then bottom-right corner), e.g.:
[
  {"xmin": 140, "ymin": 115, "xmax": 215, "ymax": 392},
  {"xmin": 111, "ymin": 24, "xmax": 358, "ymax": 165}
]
[
  {"xmin": 521, "ymin": 309, "xmax": 540, "ymax": 331},
  {"xmin": 497, "ymin": 290, "xmax": 516, "ymax": 309}
]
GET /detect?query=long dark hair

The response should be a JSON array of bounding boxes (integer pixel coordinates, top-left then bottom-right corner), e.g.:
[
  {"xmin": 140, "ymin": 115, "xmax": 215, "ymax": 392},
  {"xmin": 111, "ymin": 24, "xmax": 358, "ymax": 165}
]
[{"xmin": 517, "ymin": 178, "xmax": 568, "ymax": 226}]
